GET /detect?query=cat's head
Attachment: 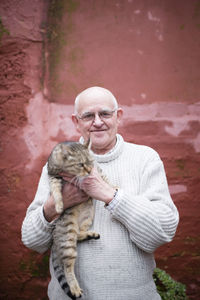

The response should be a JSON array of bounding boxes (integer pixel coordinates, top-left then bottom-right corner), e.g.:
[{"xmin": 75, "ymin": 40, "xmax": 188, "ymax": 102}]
[{"xmin": 47, "ymin": 140, "xmax": 94, "ymax": 177}]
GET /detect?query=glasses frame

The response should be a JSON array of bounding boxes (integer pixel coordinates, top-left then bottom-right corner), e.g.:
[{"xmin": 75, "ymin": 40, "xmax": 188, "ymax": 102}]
[{"xmin": 76, "ymin": 109, "xmax": 117, "ymax": 122}]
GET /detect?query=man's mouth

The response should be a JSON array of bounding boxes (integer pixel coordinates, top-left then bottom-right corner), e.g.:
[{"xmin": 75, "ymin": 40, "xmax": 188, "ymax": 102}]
[{"xmin": 90, "ymin": 129, "xmax": 106, "ymax": 132}]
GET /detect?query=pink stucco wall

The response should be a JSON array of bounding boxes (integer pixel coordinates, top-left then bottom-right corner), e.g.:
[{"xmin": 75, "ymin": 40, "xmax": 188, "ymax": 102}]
[{"xmin": 0, "ymin": 0, "xmax": 200, "ymax": 299}]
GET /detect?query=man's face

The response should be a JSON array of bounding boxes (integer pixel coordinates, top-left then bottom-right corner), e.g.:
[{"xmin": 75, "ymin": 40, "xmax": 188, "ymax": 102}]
[{"xmin": 72, "ymin": 92, "xmax": 123, "ymax": 154}]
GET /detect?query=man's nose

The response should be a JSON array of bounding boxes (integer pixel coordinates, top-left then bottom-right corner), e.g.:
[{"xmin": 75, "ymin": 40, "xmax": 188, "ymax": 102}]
[{"xmin": 93, "ymin": 113, "xmax": 103, "ymax": 126}]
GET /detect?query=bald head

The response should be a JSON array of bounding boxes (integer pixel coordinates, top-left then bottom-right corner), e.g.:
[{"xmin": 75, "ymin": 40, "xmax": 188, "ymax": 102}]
[{"xmin": 74, "ymin": 87, "xmax": 118, "ymax": 114}]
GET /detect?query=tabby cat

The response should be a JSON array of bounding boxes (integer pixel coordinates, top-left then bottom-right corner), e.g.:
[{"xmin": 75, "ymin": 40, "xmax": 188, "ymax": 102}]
[{"xmin": 47, "ymin": 140, "xmax": 100, "ymax": 299}]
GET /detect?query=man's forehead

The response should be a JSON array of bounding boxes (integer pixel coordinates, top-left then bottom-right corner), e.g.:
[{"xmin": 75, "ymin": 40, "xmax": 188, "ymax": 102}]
[
  {"xmin": 79, "ymin": 86, "xmax": 110, "ymax": 98},
  {"xmin": 78, "ymin": 94, "xmax": 114, "ymax": 112}
]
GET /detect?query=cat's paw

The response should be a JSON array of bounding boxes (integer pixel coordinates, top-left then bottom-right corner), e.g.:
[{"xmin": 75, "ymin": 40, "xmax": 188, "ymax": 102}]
[
  {"xmin": 87, "ymin": 232, "xmax": 100, "ymax": 240},
  {"xmin": 93, "ymin": 233, "xmax": 100, "ymax": 239},
  {"xmin": 68, "ymin": 284, "xmax": 83, "ymax": 299},
  {"xmin": 67, "ymin": 290, "xmax": 81, "ymax": 300},
  {"xmin": 55, "ymin": 202, "xmax": 64, "ymax": 214}
]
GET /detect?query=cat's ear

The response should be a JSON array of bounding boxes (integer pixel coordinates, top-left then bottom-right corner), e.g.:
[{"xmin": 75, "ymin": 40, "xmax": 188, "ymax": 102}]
[{"xmin": 84, "ymin": 138, "xmax": 92, "ymax": 150}]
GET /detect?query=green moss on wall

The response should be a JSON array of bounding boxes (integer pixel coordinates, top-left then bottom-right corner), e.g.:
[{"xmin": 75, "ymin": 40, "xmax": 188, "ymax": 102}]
[
  {"xmin": 19, "ymin": 252, "xmax": 49, "ymax": 278},
  {"xmin": 0, "ymin": 17, "xmax": 10, "ymax": 43},
  {"xmin": 176, "ymin": 159, "xmax": 185, "ymax": 171},
  {"xmin": 46, "ymin": 0, "xmax": 80, "ymax": 100},
  {"xmin": 47, "ymin": 0, "xmax": 79, "ymax": 43},
  {"xmin": 175, "ymin": 159, "xmax": 190, "ymax": 178},
  {"xmin": 193, "ymin": 0, "xmax": 200, "ymax": 18}
]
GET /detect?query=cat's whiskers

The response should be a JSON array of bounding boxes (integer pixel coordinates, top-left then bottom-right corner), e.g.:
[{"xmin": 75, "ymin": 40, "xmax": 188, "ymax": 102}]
[
  {"xmin": 68, "ymin": 176, "xmax": 77, "ymax": 185},
  {"xmin": 74, "ymin": 175, "xmax": 86, "ymax": 187},
  {"xmin": 68, "ymin": 175, "xmax": 82, "ymax": 187},
  {"xmin": 73, "ymin": 176, "xmax": 80, "ymax": 186}
]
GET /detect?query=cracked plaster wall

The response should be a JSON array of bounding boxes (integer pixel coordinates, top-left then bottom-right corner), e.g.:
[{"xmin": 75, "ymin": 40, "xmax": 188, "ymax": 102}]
[{"xmin": 0, "ymin": 0, "xmax": 200, "ymax": 299}]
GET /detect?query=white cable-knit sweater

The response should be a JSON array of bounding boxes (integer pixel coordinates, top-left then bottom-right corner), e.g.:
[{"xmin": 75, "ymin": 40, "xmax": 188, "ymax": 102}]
[{"xmin": 21, "ymin": 135, "xmax": 179, "ymax": 300}]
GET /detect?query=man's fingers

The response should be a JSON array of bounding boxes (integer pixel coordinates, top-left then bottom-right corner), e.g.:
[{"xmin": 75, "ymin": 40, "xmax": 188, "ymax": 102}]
[
  {"xmin": 62, "ymin": 176, "xmax": 74, "ymax": 182},
  {"xmin": 59, "ymin": 172, "xmax": 74, "ymax": 179}
]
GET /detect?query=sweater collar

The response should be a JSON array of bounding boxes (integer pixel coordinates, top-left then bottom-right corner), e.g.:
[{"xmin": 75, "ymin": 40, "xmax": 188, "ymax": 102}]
[{"xmin": 80, "ymin": 134, "xmax": 124, "ymax": 163}]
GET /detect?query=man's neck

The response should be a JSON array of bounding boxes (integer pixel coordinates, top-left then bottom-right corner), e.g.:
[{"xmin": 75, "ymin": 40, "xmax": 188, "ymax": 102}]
[{"xmin": 91, "ymin": 137, "xmax": 117, "ymax": 155}]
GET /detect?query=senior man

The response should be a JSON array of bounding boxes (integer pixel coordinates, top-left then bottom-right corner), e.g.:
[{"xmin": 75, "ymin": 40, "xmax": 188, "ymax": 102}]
[{"xmin": 22, "ymin": 86, "xmax": 179, "ymax": 300}]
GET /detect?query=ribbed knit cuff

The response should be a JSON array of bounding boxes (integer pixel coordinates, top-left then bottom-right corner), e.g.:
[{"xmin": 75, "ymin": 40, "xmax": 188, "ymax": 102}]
[{"xmin": 106, "ymin": 189, "xmax": 123, "ymax": 213}]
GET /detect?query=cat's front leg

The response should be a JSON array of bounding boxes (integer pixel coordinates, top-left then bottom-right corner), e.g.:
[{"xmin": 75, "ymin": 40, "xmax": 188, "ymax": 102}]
[
  {"xmin": 49, "ymin": 176, "xmax": 64, "ymax": 213},
  {"xmin": 54, "ymin": 195, "xmax": 64, "ymax": 214}
]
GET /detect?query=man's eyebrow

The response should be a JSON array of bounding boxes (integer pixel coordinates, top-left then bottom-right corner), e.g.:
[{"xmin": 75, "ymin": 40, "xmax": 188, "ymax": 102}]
[{"xmin": 81, "ymin": 111, "xmax": 93, "ymax": 115}]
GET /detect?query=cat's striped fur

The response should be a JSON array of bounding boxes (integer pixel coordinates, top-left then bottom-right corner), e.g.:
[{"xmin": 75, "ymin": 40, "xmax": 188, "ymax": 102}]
[{"xmin": 47, "ymin": 141, "xmax": 100, "ymax": 299}]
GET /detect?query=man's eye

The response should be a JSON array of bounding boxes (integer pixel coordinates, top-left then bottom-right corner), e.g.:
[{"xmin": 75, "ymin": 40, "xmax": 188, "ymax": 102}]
[
  {"xmin": 82, "ymin": 113, "xmax": 94, "ymax": 120},
  {"xmin": 100, "ymin": 111, "xmax": 112, "ymax": 118}
]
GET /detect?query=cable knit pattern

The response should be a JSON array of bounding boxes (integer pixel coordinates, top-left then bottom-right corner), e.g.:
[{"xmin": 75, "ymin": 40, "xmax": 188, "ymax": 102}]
[{"xmin": 21, "ymin": 135, "xmax": 179, "ymax": 300}]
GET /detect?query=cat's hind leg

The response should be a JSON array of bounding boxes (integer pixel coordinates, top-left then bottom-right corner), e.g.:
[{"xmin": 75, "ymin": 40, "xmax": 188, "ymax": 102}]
[
  {"xmin": 78, "ymin": 230, "xmax": 100, "ymax": 241},
  {"xmin": 64, "ymin": 256, "xmax": 83, "ymax": 299},
  {"xmin": 60, "ymin": 215, "xmax": 83, "ymax": 298},
  {"xmin": 78, "ymin": 217, "xmax": 100, "ymax": 241}
]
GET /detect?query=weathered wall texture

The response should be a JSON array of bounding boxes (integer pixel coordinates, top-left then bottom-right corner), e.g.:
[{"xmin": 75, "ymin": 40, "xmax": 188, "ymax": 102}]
[{"xmin": 0, "ymin": 0, "xmax": 200, "ymax": 299}]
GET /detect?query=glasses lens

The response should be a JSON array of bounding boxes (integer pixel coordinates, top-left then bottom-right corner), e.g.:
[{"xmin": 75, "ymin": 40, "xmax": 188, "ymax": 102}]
[
  {"xmin": 81, "ymin": 113, "xmax": 95, "ymax": 121},
  {"xmin": 99, "ymin": 110, "xmax": 114, "ymax": 119}
]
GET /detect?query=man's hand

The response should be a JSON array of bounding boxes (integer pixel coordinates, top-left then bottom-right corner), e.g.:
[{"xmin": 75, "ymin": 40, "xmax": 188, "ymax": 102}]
[
  {"xmin": 77, "ymin": 167, "xmax": 115, "ymax": 205},
  {"xmin": 43, "ymin": 181, "xmax": 89, "ymax": 222},
  {"xmin": 62, "ymin": 181, "xmax": 89, "ymax": 209}
]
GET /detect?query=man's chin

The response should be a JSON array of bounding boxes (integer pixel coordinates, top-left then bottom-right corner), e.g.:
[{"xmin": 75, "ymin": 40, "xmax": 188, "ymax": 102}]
[{"xmin": 90, "ymin": 130, "xmax": 106, "ymax": 138}]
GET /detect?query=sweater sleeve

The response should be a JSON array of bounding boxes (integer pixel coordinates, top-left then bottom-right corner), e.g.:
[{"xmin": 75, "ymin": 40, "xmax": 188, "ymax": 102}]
[
  {"xmin": 110, "ymin": 154, "xmax": 179, "ymax": 253},
  {"xmin": 21, "ymin": 164, "xmax": 55, "ymax": 254}
]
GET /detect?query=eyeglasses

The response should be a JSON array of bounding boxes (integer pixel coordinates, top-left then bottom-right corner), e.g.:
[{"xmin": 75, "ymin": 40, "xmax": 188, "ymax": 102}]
[{"xmin": 77, "ymin": 109, "xmax": 117, "ymax": 122}]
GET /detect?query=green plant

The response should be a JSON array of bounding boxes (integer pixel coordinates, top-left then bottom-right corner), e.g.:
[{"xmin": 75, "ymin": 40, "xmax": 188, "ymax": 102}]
[{"xmin": 153, "ymin": 268, "xmax": 188, "ymax": 300}]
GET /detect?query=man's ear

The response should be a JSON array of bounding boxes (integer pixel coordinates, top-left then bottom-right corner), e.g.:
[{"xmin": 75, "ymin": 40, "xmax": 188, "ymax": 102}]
[
  {"xmin": 72, "ymin": 114, "xmax": 80, "ymax": 133},
  {"xmin": 116, "ymin": 108, "xmax": 123, "ymax": 125}
]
